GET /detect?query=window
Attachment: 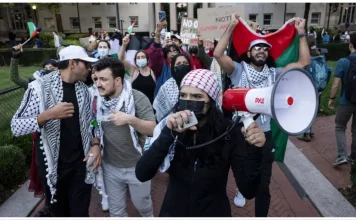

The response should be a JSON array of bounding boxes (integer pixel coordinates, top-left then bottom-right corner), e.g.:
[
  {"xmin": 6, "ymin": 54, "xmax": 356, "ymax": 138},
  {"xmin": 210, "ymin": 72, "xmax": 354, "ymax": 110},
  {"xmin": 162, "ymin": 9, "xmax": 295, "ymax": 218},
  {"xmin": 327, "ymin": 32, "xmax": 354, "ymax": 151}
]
[
  {"xmin": 44, "ymin": 18, "xmax": 55, "ymax": 29},
  {"xmin": 129, "ymin": 16, "xmax": 139, "ymax": 27},
  {"xmin": 263, "ymin": 14, "xmax": 272, "ymax": 25},
  {"xmin": 311, "ymin": 13, "xmax": 320, "ymax": 24},
  {"xmin": 108, "ymin": 17, "xmax": 116, "ymax": 28},
  {"xmin": 70, "ymin": 17, "xmax": 80, "ymax": 29},
  {"xmin": 249, "ymin": 14, "xmax": 257, "ymax": 22},
  {"xmin": 107, "ymin": 3, "xmax": 115, "ymax": 5},
  {"xmin": 92, "ymin": 3, "xmax": 100, "ymax": 5},
  {"xmin": 285, "ymin": 13, "xmax": 295, "ymax": 22},
  {"xmin": 93, "ymin": 17, "xmax": 102, "ymax": 29},
  {"xmin": 9, "ymin": 9, "xmax": 26, "ymax": 30}
]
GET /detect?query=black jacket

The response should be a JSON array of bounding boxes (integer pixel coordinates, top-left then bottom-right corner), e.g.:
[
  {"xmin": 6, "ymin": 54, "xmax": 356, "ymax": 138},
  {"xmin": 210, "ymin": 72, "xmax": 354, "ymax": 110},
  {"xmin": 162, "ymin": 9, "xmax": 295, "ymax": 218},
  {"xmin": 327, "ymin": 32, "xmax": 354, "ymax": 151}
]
[{"xmin": 136, "ymin": 124, "xmax": 271, "ymax": 217}]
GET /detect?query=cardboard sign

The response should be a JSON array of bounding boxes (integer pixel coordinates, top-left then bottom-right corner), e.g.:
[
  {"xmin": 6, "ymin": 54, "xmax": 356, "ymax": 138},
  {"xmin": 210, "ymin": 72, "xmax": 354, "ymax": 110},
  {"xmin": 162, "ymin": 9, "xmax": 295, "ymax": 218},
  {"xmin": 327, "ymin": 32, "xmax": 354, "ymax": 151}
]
[
  {"xmin": 180, "ymin": 18, "xmax": 199, "ymax": 46},
  {"xmin": 197, "ymin": 6, "xmax": 245, "ymax": 40}
]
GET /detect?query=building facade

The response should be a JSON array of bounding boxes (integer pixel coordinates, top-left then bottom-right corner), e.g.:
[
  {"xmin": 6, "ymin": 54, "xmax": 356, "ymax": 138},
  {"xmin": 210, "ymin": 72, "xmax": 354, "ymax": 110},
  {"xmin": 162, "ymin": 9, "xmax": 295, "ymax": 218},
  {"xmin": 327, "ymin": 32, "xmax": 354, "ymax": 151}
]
[{"xmin": 0, "ymin": 3, "xmax": 355, "ymax": 40}]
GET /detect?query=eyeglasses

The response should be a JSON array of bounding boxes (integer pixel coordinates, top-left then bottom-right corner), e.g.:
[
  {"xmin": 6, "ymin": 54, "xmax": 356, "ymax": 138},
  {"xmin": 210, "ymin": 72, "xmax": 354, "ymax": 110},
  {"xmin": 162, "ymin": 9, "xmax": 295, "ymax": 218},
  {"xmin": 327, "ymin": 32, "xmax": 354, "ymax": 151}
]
[
  {"xmin": 253, "ymin": 45, "xmax": 271, "ymax": 52},
  {"xmin": 74, "ymin": 59, "xmax": 90, "ymax": 68}
]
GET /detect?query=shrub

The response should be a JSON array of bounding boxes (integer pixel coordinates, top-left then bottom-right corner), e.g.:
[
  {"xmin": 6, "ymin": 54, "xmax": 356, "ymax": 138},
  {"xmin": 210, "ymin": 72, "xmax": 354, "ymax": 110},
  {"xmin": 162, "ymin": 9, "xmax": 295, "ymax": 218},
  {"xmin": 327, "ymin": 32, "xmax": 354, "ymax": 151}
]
[
  {"xmin": 40, "ymin": 32, "xmax": 66, "ymax": 48},
  {"xmin": 0, "ymin": 129, "xmax": 32, "ymax": 167},
  {"xmin": 318, "ymin": 43, "xmax": 350, "ymax": 61},
  {"xmin": 0, "ymin": 48, "xmax": 57, "ymax": 66},
  {"xmin": 63, "ymin": 39, "xmax": 81, "ymax": 46},
  {"xmin": 65, "ymin": 33, "xmax": 88, "ymax": 40},
  {"xmin": 0, "ymin": 145, "xmax": 26, "ymax": 189}
]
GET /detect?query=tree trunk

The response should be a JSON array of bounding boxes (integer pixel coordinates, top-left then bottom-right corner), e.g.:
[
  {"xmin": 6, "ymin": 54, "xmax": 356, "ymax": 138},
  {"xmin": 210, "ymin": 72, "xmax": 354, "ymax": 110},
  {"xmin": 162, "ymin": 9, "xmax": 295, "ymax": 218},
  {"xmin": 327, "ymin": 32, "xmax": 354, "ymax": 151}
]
[
  {"xmin": 304, "ymin": 3, "xmax": 311, "ymax": 30},
  {"xmin": 55, "ymin": 13, "xmax": 63, "ymax": 33}
]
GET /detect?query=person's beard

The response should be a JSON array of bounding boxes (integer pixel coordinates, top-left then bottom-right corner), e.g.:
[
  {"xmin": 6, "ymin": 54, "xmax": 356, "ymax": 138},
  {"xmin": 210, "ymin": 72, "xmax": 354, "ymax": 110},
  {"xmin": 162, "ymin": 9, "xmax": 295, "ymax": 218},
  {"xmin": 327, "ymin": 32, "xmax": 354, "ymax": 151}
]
[{"xmin": 250, "ymin": 55, "xmax": 267, "ymax": 67}]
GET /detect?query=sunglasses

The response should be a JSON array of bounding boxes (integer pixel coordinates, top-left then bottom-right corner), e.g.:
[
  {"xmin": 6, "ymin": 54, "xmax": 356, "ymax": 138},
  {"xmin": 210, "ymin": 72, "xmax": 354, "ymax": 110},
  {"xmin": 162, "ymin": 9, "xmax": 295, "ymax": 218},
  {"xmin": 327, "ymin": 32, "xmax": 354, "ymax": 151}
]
[{"xmin": 253, "ymin": 45, "xmax": 271, "ymax": 52}]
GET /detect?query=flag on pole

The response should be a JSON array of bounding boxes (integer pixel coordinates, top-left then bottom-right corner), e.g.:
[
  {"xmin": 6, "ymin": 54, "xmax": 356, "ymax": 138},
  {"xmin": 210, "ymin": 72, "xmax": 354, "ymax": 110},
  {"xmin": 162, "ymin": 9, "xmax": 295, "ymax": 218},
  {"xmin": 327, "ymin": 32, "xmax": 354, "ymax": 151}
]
[
  {"xmin": 227, "ymin": 18, "xmax": 299, "ymax": 162},
  {"xmin": 27, "ymin": 22, "xmax": 41, "ymax": 38},
  {"xmin": 127, "ymin": 18, "xmax": 137, "ymax": 34}
]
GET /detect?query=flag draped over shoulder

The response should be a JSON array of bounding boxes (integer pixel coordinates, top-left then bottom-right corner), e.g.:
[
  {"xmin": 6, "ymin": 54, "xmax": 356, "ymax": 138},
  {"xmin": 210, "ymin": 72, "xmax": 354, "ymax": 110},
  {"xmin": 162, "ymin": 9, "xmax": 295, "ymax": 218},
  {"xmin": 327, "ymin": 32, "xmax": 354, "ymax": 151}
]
[{"xmin": 228, "ymin": 18, "xmax": 299, "ymax": 162}]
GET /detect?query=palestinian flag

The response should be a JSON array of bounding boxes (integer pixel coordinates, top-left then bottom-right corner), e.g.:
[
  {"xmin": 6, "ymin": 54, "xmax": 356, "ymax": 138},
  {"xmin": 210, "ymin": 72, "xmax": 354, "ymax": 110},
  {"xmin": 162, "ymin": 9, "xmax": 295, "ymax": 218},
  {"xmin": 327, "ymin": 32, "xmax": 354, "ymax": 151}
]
[
  {"xmin": 227, "ymin": 18, "xmax": 299, "ymax": 162},
  {"xmin": 27, "ymin": 22, "xmax": 41, "ymax": 38}
]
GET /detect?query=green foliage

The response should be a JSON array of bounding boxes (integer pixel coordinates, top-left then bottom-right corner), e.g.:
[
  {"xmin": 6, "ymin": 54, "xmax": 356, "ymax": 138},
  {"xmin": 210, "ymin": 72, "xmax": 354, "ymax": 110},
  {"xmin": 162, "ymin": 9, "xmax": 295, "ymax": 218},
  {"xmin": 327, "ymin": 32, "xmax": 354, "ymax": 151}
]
[
  {"xmin": 65, "ymin": 33, "xmax": 88, "ymax": 40},
  {"xmin": 0, "ymin": 145, "xmax": 26, "ymax": 189},
  {"xmin": 0, "ymin": 129, "xmax": 32, "ymax": 167},
  {"xmin": 318, "ymin": 43, "xmax": 350, "ymax": 61},
  {"xmin": 63, "ymin": 39, "xmax": 81, "ymax": 46},
  {"xmin": 0, "ymin": 48, "xmax": 57, "ymax": 66}
]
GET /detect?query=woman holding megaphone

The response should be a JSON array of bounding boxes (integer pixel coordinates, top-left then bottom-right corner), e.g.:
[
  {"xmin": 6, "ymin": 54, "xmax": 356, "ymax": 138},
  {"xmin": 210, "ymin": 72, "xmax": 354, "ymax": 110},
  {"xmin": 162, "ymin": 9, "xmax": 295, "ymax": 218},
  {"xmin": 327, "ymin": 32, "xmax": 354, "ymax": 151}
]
[{"xmin": 135, "ymin": 69, "xmax": 270, "ymax": 217}]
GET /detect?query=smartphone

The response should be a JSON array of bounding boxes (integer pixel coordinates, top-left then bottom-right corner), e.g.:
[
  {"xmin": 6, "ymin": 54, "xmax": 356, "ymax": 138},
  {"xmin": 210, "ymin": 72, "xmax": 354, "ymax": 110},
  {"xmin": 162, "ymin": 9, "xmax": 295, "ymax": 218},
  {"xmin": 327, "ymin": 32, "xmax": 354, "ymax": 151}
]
[
  {"xmin": 159, "ymin": 11, "xmax": 166, "ymax": 21},
  {"xmin": 179, "ymin": 112, "xmax": 198, "ymax": 130}
]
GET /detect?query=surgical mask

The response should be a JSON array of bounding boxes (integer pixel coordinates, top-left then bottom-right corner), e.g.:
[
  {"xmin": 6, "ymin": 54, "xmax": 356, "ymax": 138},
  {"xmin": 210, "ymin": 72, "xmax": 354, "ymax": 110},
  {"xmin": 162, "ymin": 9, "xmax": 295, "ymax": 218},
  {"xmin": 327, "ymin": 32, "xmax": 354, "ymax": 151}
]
[
  {"xmin": 177, "ymin": 99, "xmax": 207, "ymax": 119},
  {"xmin": 136, "ymin": 59, "xmax": 147, "ymax": 68},
  {"xmin": 98, "ymin": 48, "xmax": 109, "ymax": 57},
  {"xmin": 173, "ymin": 65, "xmax": 190, "ymax": 86}
]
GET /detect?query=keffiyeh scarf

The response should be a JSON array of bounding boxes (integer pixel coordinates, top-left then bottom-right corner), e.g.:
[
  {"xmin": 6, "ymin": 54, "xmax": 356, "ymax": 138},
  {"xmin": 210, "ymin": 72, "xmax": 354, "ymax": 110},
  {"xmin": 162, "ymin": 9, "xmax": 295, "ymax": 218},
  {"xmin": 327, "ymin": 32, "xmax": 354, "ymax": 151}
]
[
  {"xmin": 31, "ymin": 71, "xmax": 92, "ymax": 203},
  {"xmin": 153, "ymin": 78, "xmax": 179, "ymax": 122}
]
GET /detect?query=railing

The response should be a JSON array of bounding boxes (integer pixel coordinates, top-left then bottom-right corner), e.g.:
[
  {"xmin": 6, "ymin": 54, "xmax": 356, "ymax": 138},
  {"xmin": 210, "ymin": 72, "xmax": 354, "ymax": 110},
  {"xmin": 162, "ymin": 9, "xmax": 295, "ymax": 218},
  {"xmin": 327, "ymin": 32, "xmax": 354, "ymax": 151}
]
[{"xmin": 0, "ymin": 86, "xmax": 25, "ymax": 131}]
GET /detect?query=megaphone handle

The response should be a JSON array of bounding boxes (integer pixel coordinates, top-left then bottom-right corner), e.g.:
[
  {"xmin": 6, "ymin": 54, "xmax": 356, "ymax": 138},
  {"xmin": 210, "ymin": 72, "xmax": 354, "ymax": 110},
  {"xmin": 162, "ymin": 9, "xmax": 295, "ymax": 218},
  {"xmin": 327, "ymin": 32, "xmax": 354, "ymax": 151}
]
[{"xmin": 241, "ymin": 116, "xmax": 255, "ymax": 129}]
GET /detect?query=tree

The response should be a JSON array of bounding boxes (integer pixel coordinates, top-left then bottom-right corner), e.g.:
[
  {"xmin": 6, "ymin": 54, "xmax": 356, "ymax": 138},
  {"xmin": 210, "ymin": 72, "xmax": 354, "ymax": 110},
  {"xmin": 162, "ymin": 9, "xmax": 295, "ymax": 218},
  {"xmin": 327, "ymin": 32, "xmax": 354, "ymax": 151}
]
[{"xmin": 303, "ymin": 3, "xmax": 311, "ymax": 30}]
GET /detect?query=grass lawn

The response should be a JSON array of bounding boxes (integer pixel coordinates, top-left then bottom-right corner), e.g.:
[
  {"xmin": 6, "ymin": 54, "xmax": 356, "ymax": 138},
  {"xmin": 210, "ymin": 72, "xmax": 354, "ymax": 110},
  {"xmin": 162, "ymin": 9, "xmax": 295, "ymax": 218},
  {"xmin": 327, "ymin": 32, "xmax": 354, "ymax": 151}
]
[
  {"xmin": 319, "ymin": 61, "xmax": 339, "ymax": 116},
  {"xmin": 0, "ymin": 66, "xmax": 40, "ymax": 91}
]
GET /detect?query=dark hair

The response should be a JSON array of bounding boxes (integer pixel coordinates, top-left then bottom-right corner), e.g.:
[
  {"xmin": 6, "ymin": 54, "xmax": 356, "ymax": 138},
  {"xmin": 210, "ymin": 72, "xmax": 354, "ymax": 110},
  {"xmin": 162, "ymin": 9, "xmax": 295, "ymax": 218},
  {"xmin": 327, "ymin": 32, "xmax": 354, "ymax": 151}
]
[
  {"xmin": 93, "ymin": 57, "xmax": 125, "ymax": 83},
  {"xmin": 238, "ymin": 52, "xmax": 276, "ymax": 68},
  {"xmin": 172, "ymin": 99, "xmax": 232, "ymax": 168},
  {"xmin": 57, "ymin": 60, "xmax": 69, "ymax": 70},
  {"xmin": 170, "ymin": 53, "xmax": 191, "ymax": 74},
  {"xmin": 43, "ymin": 59, "xmax": 58, "ymax": 68},
  {"xmin": 96, "ymin": 40, "xmax": 111, "ymax": 50},
  {"xmin": 350, "ymin": 33, "xmax": 356, "ymax": 50},
  {"xmin": 163, "ymin": 44, "xmax": 180, "ymax": 59},
  {"xmin": 306, "ymin": 35, "xmax": 320, "ymax": 56},
  {"xmin": 52, "ymin": 31, "xmax": 57, "ymax": 34},
  {"xmin": 134, "ymin": 50, "xmax": 149, "ymax": 64}
]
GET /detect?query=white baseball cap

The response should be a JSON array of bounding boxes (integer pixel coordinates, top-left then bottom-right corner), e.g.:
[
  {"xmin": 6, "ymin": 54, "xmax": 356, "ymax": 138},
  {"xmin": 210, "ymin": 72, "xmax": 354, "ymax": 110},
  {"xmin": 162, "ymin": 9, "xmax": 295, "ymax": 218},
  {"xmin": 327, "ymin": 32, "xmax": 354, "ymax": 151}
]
[
  {"xmin": 248, "ymin": 39, "xmax": 272, "ymax": 51},
  {"xmin": 59, "ymin": 45, "xmax": 98, "ymax": 63}
]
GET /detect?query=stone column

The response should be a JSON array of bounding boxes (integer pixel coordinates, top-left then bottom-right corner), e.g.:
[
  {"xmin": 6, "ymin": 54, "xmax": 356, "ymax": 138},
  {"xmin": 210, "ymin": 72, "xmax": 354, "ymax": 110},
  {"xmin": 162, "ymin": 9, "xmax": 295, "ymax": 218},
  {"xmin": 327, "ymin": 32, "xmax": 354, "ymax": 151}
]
[
  {"xmin": 169, "ymin": 3, "xmax": 177, "ymax": 31},
  {"xmin": 148, "ymin": 3, "xmax": 155, "ymax": 34},
  {"xmin": 187, "ymin": 3, "xmax": 194, "ymax": 18}
]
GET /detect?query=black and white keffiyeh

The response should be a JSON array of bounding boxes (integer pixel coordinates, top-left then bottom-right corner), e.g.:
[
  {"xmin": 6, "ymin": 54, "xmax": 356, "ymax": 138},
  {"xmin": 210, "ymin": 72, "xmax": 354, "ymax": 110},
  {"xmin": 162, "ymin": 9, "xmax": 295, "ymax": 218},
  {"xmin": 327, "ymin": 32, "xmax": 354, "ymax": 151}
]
[
  {"xmin": 11, "ymin": 71, "xmax": 93, "ymax": 203},
  {"xmin": 240, "ymin": 61, "xmax": 275, "ymax": 89},
  {"xmin": 153, "ymin": 78, "xmax": 179, "ymax": 122}
]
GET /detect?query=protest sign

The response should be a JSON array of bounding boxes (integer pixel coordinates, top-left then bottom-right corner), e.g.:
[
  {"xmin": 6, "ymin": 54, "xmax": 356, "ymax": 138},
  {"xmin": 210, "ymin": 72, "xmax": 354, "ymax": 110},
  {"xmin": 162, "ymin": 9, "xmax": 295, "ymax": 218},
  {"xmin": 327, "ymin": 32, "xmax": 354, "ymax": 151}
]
[
  {"xmin": 180, "ymin": 18, "xmax": 199, "ymax": 46},
  {"xmin": 197, "ymin": 6, "xmax": 245, "ymax": 40}
]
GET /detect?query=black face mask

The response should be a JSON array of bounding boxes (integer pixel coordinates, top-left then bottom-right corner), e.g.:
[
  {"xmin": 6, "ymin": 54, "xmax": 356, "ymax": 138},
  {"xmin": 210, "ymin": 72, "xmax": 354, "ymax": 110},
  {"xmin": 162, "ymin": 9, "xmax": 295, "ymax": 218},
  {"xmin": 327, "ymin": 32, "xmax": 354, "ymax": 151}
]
[
  {"xmin": 173, "ymin": 65, "xmax": 190, "ymax": 86},
  {"xmin": 42, "ymin": 69, "xmax": 53, "ymax": 76},
  {"xmin": 177, "ymin": 99, "xmax": 206, "ymax": 118}
]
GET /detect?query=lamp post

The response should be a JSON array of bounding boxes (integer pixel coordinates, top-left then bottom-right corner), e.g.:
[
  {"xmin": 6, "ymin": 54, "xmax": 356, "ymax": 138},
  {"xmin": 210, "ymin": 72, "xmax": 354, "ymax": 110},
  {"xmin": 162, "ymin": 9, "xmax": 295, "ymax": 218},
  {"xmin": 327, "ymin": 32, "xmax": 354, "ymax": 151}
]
[
  {"xmin": 32, "ymin": 5, "xmax": 38, "ymax": 25},
  {"xmin": 119, "ymin": 17, "xmax": 124, "ymax": 33}
]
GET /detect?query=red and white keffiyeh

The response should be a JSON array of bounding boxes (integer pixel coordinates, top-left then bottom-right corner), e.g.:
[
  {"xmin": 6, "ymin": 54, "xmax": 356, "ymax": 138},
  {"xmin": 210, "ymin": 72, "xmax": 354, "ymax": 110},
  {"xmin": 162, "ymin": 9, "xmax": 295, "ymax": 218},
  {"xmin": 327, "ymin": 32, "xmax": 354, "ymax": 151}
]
[{"xmin": 181, "ymin": 69, "xmax": 220, "ymax": 103}]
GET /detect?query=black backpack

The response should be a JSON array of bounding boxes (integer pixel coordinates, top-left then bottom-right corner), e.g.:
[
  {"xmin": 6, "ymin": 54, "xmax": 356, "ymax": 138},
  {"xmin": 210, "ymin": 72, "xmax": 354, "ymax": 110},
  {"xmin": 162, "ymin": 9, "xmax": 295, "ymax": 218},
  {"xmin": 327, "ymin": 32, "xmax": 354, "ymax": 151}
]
[{"xmin": 345, "ymin": 56, "xmax": 356, "ymax": 103}]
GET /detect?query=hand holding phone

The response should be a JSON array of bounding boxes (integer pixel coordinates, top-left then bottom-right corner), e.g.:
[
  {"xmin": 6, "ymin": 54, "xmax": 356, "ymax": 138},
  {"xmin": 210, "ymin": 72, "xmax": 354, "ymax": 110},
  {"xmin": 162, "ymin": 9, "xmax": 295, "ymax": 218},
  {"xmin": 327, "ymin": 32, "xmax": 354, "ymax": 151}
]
[
  {"xmin": 159, "ymin": 11, "xmax": 166, "ymax": 21},
  {"xmin": 167, "ymin": 110, "xmax": 198, "ymax": 132}
]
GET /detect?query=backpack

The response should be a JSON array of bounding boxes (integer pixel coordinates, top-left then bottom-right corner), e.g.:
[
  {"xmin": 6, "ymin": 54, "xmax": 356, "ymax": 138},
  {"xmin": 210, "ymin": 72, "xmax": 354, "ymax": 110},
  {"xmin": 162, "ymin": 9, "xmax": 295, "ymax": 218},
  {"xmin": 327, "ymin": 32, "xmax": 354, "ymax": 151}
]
[
  {"xmin": 306, "ymin": 55, "xmax": 328, "ymax": 92},
  {"xmin": 344, "ymin": 56, "xmax": 356, "ymax": 103}
]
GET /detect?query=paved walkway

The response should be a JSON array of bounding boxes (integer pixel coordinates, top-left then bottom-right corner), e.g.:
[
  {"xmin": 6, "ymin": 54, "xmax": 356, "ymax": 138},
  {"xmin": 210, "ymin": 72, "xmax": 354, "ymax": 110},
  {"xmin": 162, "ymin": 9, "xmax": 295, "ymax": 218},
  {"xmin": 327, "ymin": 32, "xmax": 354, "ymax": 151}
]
[
  {"xmin": 31, "ymin": 163, "xmax": 319, "ymax": 217},
  {"xmin": 290, "ymin": 115, "xmax": 352, "ymax": 190}
]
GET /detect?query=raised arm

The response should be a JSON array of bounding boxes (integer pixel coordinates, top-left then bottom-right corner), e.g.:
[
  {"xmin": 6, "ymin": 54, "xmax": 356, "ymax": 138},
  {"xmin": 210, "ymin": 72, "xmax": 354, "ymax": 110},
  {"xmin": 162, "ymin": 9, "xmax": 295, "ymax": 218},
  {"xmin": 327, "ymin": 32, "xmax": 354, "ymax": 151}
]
[
  {"xmin": 197, "ymin": 40, "xmax": 213, "ymax": 68},
  {"xmin": 119, "ymin": 34, "xmax": 135, "ymax": 76},
  {"xmin": 149, "ymin": 18, "xmax": 167, "ymax": 78},
  {"xmin": 214, "ymin": 13, "xmax": 240, "ymax": 75},
  {"xmin": 10, "ymin": 44, "xmax": 30, "ymax": 89},
  {"xmin": 282, "ymin": 18, "xmax": 311, "ymax": 72}
]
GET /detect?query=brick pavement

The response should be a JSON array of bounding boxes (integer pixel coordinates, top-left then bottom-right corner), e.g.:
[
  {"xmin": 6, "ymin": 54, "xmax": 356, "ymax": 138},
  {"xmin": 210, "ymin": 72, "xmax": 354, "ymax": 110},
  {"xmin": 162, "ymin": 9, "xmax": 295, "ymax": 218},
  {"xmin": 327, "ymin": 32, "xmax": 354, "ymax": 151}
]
[
  {"xmin": 30, "ymin": 163, "xmax": 319, "ymax": 217},
  {"xmin": 290, "ymin": 115, "xmax": 352, "ymax": 190}
]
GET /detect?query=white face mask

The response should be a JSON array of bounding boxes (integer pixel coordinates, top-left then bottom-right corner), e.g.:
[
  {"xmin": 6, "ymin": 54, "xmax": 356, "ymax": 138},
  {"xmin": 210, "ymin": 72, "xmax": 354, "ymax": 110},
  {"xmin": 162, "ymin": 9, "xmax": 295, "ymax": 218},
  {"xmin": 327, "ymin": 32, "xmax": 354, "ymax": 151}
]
[{"xmin": 98, "ymin": 48, "xmax": 109, "ymax": 57}]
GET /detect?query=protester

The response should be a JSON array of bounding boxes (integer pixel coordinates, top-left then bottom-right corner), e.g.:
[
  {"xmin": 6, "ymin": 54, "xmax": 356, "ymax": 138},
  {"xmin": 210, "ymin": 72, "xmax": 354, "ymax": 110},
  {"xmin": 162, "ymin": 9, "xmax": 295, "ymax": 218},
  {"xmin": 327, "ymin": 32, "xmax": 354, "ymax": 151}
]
[
  {"xmin": 11, "ymin": 45, "xmax": 100, "ymax": 217},
  {"xmin": 214, "ymin": 14, "xmax": 310, "ymax": 217},
  {"xmin": 119, "ymin": 34, "xmax": 156, "ymax": 104},
  {"xmin": 136, "ymin": 69, "xmax": 268, "ymax": 217},
  {"xmin": 9, "ymin": 44, "xmax": 60, "ymax": 217},
  {"xmin": 188, "ymin": 46, "xmax": 205, "ymax": 70},
  {"xmin": 92, "ymin": 57, "xmax": 155, "ymax": 217},
  {"xmin": 53, "ymin": 31, "xmax": 62, "ymax": 48},
  {"xmin": 153, "ymin": 53, "xmax": 191, "ymax": 122},
  {"xmin": 298, "ymin": 36, "xmax": 328, "ymax": 142},
  {"xmin": 150, "ymin": 18, "xmax": 182, "ymax": 97},
  {"xmin": 91, "ymin": 40, "xmax": 112, "ymax": 59},
  {"xmin": 328, "ymin": 33, "xmax": 356, "ymax": 166}
]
